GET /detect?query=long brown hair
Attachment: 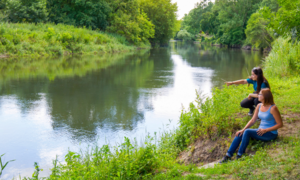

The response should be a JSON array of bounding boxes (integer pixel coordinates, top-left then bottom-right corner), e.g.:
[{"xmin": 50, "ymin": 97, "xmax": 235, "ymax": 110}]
[
  {"xmin": 261, "ymin": 88, "xmax": 275, "ymax": 105},
  {"xmin": 252, "ymin": 67, "xmax": 270, "ymax": 94}
]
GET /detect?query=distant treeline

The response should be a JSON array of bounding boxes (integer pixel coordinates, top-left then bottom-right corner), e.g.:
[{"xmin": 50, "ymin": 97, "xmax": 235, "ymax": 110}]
[
  {"xmin": 0, "ymin": 0, "xmax": 179, "ymax": 46},
  {"xmin": 176, "ymin": 0, "xmax": 300, "ymax": 48}
]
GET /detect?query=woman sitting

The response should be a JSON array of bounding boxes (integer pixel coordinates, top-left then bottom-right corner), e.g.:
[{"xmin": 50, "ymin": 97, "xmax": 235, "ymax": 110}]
[
  {"xmin": 226, "ymin": 67, "xmax": 270, "ymax": 116},
  {"xmin": 219, "ymin": 88, "xmax": 283, "ymax": 163}
]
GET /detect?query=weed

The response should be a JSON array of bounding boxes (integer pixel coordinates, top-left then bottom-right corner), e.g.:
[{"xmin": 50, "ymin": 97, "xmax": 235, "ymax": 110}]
[{"xmin": 0, "ymin": 154, "xmax": 15, "ymax": 178}]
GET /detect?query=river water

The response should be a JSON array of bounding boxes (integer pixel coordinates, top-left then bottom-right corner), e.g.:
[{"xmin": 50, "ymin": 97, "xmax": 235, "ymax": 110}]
[{"xmin": 0, "ymin": 42, "xmax": 263, "ymax": 178}]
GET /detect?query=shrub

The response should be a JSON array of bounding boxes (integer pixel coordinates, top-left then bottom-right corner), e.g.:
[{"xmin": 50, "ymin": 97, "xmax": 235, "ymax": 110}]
[
  {"xmin": 175, "ymin": 86, "xmax": 250, "ymax": 149},
  {"xmin": 264, "ymin": 37, "xmax": 300, "ymax": 77}
]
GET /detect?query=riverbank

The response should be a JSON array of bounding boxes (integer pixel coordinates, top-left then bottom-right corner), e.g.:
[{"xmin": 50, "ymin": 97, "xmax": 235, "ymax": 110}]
[
  {"xmin": 0, "ymin": 23, "xmax": 149, "ymax": 58},
  {"xmin": 6, "ymin": 37, "xmax": 300, "ymax": 179},
  {"xmin": 176, "ymin": 37, "xmax": 300, "ymax": 178}
]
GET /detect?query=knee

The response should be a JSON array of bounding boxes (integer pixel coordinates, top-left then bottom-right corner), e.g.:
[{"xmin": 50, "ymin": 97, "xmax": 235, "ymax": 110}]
[
  {"xmin": 243, "ymin": 129, "xmax": 254, "ymax": 137},
  {"xmin": 240, "ymin": 101, "xmax": 246, "ymax": 108},
  {"xmin": 244, "ymin": 129, "xmax": 250, "ymax": 134}
]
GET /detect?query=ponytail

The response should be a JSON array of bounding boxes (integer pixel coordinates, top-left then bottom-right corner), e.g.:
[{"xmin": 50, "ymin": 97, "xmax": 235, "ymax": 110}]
[{"xmin": 252, "ymin": 67, "xmax": 269, "ymax": 93}]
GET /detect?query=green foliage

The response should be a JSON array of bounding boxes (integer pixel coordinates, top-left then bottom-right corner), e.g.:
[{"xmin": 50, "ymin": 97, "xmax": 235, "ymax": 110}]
[
  {"xmin": 41, "ymin": 135, "xmax": 180, "ymax": 179},
  {"xmin": 181, "ymin": 1, "xmax": 215, "ymax": 37},
  {"xmin": 245, "ymin": 11, "xmax": 274, "ymax": 48},
  {"xmin": 0, "ymin": 0, "xmax": 179, "ymax": 47},
  {"xmin": 215, "ymin": 0, "xmax": 262, "ymax": 45},
  {"xmin": 0, "ymin": 23, "xmax": 138, "ymax": 57},
  {"xmin": 260, "ymin": 0, "xmax": 279, "ymax": 12},
  {"xmin": 264, "ymin": 37, "xmax": 300, "ymax": 77},
  {"xmin": 181, "ymin": 0, "xmax": 267, "ymax": 45},
  {"xmin": 47, "ymin": 0, "xmax": 111, "ymax": 30},
  {"xmin": 266, "ymin": 0, "xmax": 300, "ymax": 41},
  {"xmin": 177, "ymin": 30, "xmax": 193, "ymax": 41},
  {"xmin": 140, "ymin": 0, "xmax": 178, "ymax": 45},
  {"xmin": 107, "ymin": 0, "xmax": 154, "ymax": 45},
  {"xmin": 175, "ymin": 86, "xmax": 250, "ymax": 149},
  {"xmin": 6, "ymin": 0, "xmax": 48, "ymax": 24}
]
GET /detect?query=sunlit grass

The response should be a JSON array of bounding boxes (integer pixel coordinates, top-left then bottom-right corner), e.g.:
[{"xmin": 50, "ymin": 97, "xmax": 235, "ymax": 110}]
[{"xmin": 0, "ymin": 22, "xmax": 150, "ymax": 57}]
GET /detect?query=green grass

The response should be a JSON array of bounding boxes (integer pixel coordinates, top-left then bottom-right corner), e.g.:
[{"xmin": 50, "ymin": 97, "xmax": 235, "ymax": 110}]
[
  {"xmin": 0, "ymin": 22, "xmax": 150, "ymax": 57},
  {"xmin": 193, "ymin": 136, "xmax": 300, "ymax": 179}
]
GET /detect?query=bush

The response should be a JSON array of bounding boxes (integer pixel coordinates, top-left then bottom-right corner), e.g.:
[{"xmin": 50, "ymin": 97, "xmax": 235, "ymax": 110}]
[
  {"xmin": 177, "ymin": 30, "xmax": 193, "ymax": 41},
  {"xmin": 175, "ymin": 85, "xmax": 251, "ymax": 149},
  {"xmin": 0, "ymin": 22, "xmax": 140, "ymax": 57},
  {"xmin": 264, "ymin": 37, "xmax": 300, "ymax": 77}
]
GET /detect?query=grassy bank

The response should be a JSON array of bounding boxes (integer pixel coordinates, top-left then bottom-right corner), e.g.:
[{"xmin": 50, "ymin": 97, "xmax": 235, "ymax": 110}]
[
  {"xmin": 0, "ymin": 23, "xmax": 149, "ymax": 57},
  {"xmin": 6, "ymin": 37, "xmax": 300, "ymax": 179}
]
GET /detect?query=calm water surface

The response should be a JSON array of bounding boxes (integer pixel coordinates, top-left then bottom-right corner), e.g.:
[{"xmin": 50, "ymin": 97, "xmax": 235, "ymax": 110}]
[{"xmin": 0, "ymin": 42, "xmax": 263, "ymax": 178}]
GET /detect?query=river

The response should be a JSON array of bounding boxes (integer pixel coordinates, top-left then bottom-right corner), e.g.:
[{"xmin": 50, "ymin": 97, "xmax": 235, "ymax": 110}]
[{"xmin": 0, "ymin": 42, "xmax": 263, "ymax": 178}]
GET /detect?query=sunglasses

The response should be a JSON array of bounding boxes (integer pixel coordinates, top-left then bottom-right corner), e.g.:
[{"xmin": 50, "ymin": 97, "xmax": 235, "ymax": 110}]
[{"xmin": 258, "ymin": 94, "xmax": 263, "ymax": 96}]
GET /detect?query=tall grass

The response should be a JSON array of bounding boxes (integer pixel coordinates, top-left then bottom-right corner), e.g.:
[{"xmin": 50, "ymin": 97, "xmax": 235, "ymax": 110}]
[
  {"xmin": 0, "ymin": 23, "xmax": 149, "ymax": 57},
  {"xmin": 174, "ymin": 86, "xmax": 252, "ymax": 150},
  {"xmin": 264, "ymin": 37, "xmax": 300, "ymax": 77},
  {"xmin": 43, "ymin": 134, "xmax": 182, "ymax": 179}
]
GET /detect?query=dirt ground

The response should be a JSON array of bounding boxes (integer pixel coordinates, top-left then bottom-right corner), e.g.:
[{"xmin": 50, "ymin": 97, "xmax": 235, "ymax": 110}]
[{"xmin": 177, "ymin": 113, "xmax": 300, "ymax": 165}]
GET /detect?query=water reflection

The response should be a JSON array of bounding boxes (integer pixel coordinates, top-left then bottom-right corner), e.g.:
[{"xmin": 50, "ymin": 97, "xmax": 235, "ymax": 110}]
[
  {"xmin": 172, "ymin": 42, "xmax": 263, "ymax": 87},
  {"xmin": 0, "ymin": 42, "xmax": 263, "ymax": 178}
]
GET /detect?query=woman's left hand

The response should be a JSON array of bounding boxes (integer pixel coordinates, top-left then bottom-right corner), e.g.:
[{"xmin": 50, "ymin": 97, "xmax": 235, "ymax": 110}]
[{"xmin": 257, "ymin": 128, "xmax": 267, "ymax": 136}]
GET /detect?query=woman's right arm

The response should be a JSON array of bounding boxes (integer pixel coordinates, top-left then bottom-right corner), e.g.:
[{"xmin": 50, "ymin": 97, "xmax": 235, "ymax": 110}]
[
  {"xmin": 225, "ymin": 79, "xmax": 248, "ymax": 86},
  {"xmin": 236, "ymin": 104, "xmax": 260, "ymax": 136}
]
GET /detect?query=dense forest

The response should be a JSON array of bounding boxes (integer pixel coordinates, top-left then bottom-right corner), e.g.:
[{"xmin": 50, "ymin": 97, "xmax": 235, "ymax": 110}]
[
  {"xmin": 0, "ymin": 0, "xmax": 179, "ymax": 46},
  {"xmin": 176, "ymin": 0, "xmax": 300, "ymax": 48}
]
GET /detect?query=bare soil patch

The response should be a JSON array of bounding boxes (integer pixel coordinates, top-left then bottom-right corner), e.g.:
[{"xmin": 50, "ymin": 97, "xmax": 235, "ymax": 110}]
[
  {"xmin": 0, "ymin": 54, "xmax": 9, "ymax": 59},
  {"xmin": 178, "ymin": 113, "xmax": 300, "ymax": 165}
]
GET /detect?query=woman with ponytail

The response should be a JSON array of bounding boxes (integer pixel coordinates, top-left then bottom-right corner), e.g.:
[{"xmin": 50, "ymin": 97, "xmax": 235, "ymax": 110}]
[{"xmin": 225, "ymin": 67, "xmax": 270, "ymax": 116}]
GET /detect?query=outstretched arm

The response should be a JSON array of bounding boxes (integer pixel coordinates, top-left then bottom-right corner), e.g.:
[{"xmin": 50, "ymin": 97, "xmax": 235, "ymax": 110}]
[
  {"xmin": 225, "ymin": 79, "xmax": 248, "ymax": 86},
  {"xmin": 236, "ymin": 104, "xmax": 260, "ymax": 136}
]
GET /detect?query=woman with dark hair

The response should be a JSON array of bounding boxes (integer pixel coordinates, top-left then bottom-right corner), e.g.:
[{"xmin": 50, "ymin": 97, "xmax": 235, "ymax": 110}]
[
  {"xmin": 219, "ymin": 88, "xmax": 283, "ymax": 163},
  {"xmin": 226, "ymin": 67, "xmax": 270, "ymax": 115}
]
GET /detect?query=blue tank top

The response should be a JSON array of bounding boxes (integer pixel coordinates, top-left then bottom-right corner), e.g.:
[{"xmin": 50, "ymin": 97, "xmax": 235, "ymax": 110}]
[{"xmin": 258, "ymin": 104, "xmax": 278, "ymax": 134}]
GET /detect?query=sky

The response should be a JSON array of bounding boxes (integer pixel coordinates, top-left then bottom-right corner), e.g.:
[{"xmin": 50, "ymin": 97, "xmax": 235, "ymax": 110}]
[{"xmin": 171, "ymin": 0, "xmax": 202, "ymax": 20}]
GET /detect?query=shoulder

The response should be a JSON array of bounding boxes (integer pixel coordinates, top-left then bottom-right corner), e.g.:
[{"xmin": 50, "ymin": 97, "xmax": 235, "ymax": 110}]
[
  {"xmin": 247, "ymin": 78, "xmax": 254, "ymax": 84},
  {"xmin": 262, "ymin": 80, "xmax": 269, "ymax": 87},
  {"xmin": 257, "ymin": 103, "xmax": 262, "ymax": 108},
  {"xmin": 270, "ymin": 105, "xmax": 279, "ymax": 113}
]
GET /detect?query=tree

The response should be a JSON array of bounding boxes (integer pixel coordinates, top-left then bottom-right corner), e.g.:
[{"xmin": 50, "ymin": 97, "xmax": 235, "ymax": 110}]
[
  {"xmin": 0, "ymin": 0, "xmax": 7, "ymax": 21},
  {"xmin": 47, "ymin": 0, "xmax": 111, "ymax": 30},
  {"xmin": 181, "ymin": 1, "xmax": 215, "ymax": 36},
  {"xmin": 177, "ymin": 30, "xmax": 192, "ymax": 41},
  {"xmin": 140, "ymin": 0, "xmax": 178, "ymax": 45},
  {"xmin": 6, "ymin": 0, "xmax": 48, "ymax": 23},
  {"xmin": 245, "ymin": 11, "xmax": 274, "ymax": 48},
  {"xmin": 265, "ymin": 0, "xmax": 300, "ymax": 41},
  {"xmin": 0, "ymin": 0, "xmax": 7, "ymax": 10},
  {"xmin": 106, "ymin": 0, "xmax": 154, "ymax": 44},
  {"xmin": 214, "ymin": 0, "xmax": 262, "ymax": 45}
]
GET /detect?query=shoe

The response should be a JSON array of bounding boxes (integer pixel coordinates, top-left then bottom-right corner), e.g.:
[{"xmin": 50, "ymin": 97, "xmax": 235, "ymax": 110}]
[
  {"xmin": 219, "ymin": 155, "xmax": 231, "ymax": 164},
  {"xmin": 236, "ymin": 155, "xmax": 242, "ymax": 160},
  {"xmin": 248, "ymin": 109, "xmax": 254, "ymax": 116}
]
